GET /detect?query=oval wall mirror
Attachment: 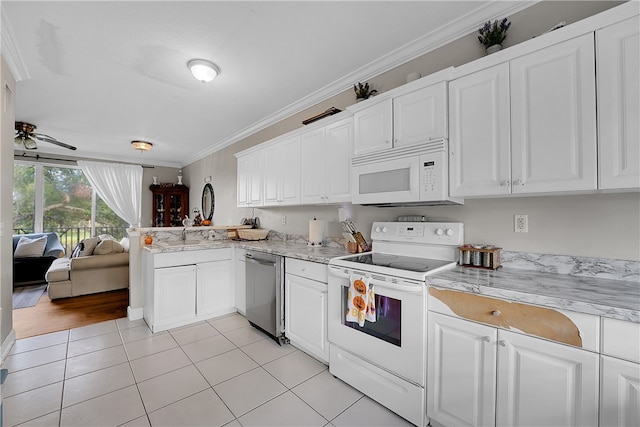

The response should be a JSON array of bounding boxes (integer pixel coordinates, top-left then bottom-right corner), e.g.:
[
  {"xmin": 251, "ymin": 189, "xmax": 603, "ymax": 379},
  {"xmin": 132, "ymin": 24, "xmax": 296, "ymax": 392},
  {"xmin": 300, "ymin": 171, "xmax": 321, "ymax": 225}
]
[{"xmin": 202, "ymin": 183, "xmax": 214, "ymax": 221}]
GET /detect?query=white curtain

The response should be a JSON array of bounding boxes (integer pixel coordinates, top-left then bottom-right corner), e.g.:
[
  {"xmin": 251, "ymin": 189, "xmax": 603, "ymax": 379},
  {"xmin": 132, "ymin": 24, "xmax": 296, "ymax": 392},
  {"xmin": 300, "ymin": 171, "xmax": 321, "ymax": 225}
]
[{"xmin": 77, "ymin": 160, "xmax": 143, "ymax": 227}]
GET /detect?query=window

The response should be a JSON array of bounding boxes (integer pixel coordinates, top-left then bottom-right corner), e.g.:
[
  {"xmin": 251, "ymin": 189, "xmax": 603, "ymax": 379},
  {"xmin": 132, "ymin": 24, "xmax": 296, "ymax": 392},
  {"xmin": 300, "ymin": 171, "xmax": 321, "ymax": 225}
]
[{"xmin": 13, "ymin": 162, "xmax": 128, "ymax": 254}]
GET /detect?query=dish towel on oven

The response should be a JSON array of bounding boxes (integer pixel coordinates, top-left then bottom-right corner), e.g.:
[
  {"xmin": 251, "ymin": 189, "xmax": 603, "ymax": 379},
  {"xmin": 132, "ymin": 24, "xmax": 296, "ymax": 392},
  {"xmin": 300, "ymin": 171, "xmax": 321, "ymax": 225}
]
[{"xmin": 346, "ymin": 274, "xmax": 376, "ymax": 327}]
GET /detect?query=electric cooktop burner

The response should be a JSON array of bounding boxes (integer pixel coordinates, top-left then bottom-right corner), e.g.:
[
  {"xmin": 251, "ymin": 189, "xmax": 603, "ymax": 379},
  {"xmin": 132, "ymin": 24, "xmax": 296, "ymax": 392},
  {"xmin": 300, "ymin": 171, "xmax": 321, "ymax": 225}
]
[{"xmin": 347, "ymin": 253, "xmax": 454, "ymax": 273}]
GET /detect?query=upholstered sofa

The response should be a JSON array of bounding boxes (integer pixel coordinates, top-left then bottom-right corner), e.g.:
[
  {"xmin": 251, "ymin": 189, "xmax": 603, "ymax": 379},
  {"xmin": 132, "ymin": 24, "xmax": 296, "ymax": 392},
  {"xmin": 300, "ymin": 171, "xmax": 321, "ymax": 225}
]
[
  {"xmin": 45, "ymin": 236, "xmax": 129, "ymax": 299},
  {"xmin": 13, "ymin": 232, "xmax": 65, "ymax": 286}
]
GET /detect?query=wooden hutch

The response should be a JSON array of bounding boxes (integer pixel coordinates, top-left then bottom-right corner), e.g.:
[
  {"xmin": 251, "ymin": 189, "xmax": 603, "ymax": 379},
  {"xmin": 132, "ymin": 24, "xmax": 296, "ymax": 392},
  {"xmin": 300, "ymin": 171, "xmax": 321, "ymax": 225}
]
[{"xmin": 150, "ymin": 184, "xmax": 189, "ymax": 227}]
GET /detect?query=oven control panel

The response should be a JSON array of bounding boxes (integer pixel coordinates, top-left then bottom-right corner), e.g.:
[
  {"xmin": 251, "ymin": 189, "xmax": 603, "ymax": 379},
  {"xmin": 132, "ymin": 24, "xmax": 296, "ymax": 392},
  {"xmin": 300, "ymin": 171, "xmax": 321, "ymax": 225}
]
[{"xmin": 371, "ymin": 221, "xmax": 464, "ymax": 245}]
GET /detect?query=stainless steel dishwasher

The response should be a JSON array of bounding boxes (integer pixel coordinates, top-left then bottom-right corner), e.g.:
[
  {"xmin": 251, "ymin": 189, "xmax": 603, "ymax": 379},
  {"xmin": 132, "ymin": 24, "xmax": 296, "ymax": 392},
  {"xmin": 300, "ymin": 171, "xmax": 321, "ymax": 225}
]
[{"xmin": 245, "ymin": 251, "xmax": 285, "ymax": 344}]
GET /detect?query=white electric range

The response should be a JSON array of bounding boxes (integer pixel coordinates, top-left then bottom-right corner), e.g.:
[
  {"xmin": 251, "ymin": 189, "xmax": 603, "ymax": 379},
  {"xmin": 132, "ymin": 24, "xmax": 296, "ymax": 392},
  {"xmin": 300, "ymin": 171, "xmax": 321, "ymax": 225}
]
[{"xmin": 327, "ymin": 221, "xmax": 464, "ymax": 427}]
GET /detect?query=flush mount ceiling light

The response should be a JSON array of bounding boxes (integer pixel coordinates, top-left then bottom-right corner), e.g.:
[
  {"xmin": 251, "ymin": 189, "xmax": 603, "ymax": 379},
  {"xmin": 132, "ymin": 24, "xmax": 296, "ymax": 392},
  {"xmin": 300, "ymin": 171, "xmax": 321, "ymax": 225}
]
[
  {"xmin": 188, "ymin": 59, "xmax": 220, "ymax": 83},
  {"xmin": 131, "ymin": 140, "xmax": 153, "ymax": 152}
]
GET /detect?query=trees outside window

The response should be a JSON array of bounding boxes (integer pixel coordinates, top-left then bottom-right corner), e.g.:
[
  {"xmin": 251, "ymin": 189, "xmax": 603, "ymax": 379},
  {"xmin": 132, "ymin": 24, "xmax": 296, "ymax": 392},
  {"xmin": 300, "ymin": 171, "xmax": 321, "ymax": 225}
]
[{"xmin": 13, "ymin": 162, "xmax": 128, "ymax": 254}]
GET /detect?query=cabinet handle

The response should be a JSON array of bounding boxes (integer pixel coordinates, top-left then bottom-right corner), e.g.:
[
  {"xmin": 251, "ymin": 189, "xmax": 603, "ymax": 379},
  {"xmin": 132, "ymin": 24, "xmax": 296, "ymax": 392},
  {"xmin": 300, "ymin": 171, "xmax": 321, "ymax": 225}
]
[
  {"xmin": 500, "ymin": 180, "xmax": 510, "ymax": 187},
  {"xmin": 492, "ymin": 310, "xmax": 501, "ymax": 317},
  {"xmin": 483, "ymin": 336, "xmax": 491, "ymax": 342},
  {"xmin": 499, "ymin": 340, "xmax": 506, "ymax": 347},
  {"xmin": 512, "ymin": 179, "xmax": 524, "ymax": 186}
]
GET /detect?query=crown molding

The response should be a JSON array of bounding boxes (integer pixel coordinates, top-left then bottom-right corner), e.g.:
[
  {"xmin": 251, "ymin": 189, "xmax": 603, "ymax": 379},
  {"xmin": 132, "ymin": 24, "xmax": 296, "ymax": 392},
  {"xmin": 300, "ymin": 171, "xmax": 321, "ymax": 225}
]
[
  {"xmin": 1, "ymin": 5, "xmax": 30, "ymax": 81},
  {"xmin": 182, "ymin": 0, "xmax": 537, "ymax": 166}
]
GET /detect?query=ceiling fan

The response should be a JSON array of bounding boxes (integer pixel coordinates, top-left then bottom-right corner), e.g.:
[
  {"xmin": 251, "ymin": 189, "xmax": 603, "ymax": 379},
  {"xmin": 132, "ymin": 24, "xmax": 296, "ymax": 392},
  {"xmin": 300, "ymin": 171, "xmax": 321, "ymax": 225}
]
[{"xmin": 14, "ymin": 122, "xmax": 77, "ymax": 151}]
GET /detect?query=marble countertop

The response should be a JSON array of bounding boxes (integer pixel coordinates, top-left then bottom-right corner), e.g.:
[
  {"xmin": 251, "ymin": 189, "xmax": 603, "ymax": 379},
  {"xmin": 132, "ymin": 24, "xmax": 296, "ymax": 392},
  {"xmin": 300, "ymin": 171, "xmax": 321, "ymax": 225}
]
[
  {"xmin": 431, "ymin": 266, "xmax": 640, "ymax": 323},
  {"xmin": 142, "ymin": 239, "xmax": 350, "ymax": 264},
  {"xmin": 141, "ymin": 238, "xmax": 638, "ymax": 322}
]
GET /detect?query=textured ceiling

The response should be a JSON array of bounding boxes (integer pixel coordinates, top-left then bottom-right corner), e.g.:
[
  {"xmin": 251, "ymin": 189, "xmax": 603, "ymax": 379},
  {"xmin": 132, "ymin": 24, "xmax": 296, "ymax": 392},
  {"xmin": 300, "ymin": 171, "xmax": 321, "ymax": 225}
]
[{"xmin": 3, "ymin": 1, "xmax": 529, "ymax": 167}]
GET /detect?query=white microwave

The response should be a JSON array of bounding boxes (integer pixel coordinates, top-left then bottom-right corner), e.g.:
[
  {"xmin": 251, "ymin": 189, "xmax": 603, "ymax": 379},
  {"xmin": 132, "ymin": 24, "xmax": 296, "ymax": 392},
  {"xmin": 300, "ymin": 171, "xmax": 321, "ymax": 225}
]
[{"xmin": 351, "ymin": 139, "xmax": 463, "ymax": 206}]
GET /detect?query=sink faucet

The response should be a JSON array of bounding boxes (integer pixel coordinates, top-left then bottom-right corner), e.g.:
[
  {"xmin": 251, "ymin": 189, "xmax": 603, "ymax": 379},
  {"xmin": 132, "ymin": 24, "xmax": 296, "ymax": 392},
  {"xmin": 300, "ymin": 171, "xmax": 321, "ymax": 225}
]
[{"xmin": 181, "ymin": 227, "xmax": 187, "ymax": 242}]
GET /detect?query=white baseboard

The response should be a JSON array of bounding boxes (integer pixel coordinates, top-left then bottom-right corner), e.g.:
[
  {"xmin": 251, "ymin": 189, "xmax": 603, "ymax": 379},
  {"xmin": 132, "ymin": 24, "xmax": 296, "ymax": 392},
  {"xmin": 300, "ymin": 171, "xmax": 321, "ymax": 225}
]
[{"xmin": 127, "ymin": 306, "xmax": 143, "ymax": 321}]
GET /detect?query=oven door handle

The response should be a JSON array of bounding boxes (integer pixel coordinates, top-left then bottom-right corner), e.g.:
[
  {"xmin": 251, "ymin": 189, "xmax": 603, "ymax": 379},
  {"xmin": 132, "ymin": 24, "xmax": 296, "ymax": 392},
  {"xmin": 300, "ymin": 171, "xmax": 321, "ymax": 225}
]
[{"xmin": 329, "ymin": 268, "xmax": 424, "ymax": 294}]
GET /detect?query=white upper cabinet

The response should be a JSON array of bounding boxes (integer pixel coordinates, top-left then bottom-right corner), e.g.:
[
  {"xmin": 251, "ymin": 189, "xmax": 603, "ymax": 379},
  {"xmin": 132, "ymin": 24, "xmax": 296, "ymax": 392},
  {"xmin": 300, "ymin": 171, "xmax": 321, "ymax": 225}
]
[
  {"xmin": 597, "ymin": 16, "xmax": 640, "ymax": 190},
  {"xmin": 301, "ymin": 116, "xmax": 353, "ymax": 204},
  {"xmin": 263, "ymin": 134, "xmax": 301, "ymax": 206},
  {"xmin": 450, "ymin": 34, "xmax": 597, "ymax": 197},
  {"xmin": 236, "ymin": 148, "xmax": 264, "ymax": 207},
  {"xmin": 393, "ymin": 82, "xmax": 447, "ymax": 148},
  {"xmin": 353, "ymin": 100, "xmax": 393, "ymax": 156},
  {"xmin": 510, "ymin": 33, "xmax": 597, "ymax": 194},
  {"xmin": 449, "ymin": 63, "xmax": 511, "ymax": 197},
  {"xmin": 324, "ymin": 117, "xmax": 353, "ymax": 202},
  {"xmin": 352, "ymin": 74, "xmax": 450, "ymax": 157}
]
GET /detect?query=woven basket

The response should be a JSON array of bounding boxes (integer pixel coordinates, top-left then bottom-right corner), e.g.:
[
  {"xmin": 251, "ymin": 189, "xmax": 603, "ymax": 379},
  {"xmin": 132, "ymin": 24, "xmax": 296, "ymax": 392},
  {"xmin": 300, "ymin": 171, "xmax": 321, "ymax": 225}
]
[{"xmin": 237, "ymin": 228, "xmax": 270, "ymax": 241}]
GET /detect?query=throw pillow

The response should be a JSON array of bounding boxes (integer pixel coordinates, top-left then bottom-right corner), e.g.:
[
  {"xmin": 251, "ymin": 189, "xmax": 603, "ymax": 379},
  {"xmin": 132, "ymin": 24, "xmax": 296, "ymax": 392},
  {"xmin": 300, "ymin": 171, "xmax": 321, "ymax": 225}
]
[
  {"xmin": 71, "ymin": 242, "xmax": 83, "ymax": 258},
  {"xmin": 93, "ymin": 239, "xmax": 124, "ymax": 255},
  {"xmin": 119, "ymin": 237, "xmax": 130, "ymax": 253},
  {"xmin": 14, "ymin": 235, "xmax": 48, "ymax": 257},
  {"xmin": 98, "ymin": 234, "xmax": 117, "ymax": 242},
  {"xmin": 79, "ymin": 237, "xmax": 100, "ymax": 256}
]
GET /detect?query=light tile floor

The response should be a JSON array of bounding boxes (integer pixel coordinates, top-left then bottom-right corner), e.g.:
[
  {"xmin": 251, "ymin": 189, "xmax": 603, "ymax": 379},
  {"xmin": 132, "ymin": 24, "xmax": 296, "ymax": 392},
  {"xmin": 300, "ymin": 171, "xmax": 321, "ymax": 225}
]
[{"xmin": 2, "ymin": 313, "xmax": 413, "ymax": 427}]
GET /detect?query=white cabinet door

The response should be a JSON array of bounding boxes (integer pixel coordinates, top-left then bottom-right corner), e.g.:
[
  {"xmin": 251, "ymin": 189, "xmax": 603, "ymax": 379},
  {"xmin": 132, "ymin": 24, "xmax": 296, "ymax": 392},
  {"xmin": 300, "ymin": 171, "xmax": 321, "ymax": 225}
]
[
  {"xmin": 300, "ymin": 127, "xmax": 326, "ymax": 204},
  {"xmin": 510, "ymin": 34, "xmax": 597, "ymax": 194},
  {"xmin": 197, "ymin": 259, "xmax": 234, "ymax": 318},
  {"xmin": 353, "ymin": 100, "xmax": 392, "ymax": 155},
  {"xmin": 496, "ymin": 329, "xmax": 599, "ymax": 427},
  {"xmin": 285, "ymin": 272, "xmax": 328, "ymax": 363},
  {"xmin": 248, "ymin": 150, "xmax": 264, "ymax": 206},
  {"xmin": 237, "ymin": 150, "xmax": 264, "ymax": 207},
  {"xmin": 427, "ymin": 312, "xmax": 497, "ymax": 427},
  {"xmin": 263, "ymin": 144, "xmax": 281, "ymax": 205},
  {"xmin": 154, "ymin": 265, "xmax": 197, "ymax": 328},
  {"xmin": 449, "ymin": 63, "xmax": 511, "ymax": 197},
  {"xmin": 236, "ymin": 155, "xmax": 249, "ymax": 206},
  {"xmin": 597, "ymin": 17, "xmax": 640, "ymax": 190},
  {"xmin": 324, "ymin": 117, "xmax": 353, "ymax": 203},
  {"xmin": 600, "ymin": 355, "xmax": 640, "ymax": 427},
  {"xmin": 235, "ymin": 248, "xmax": 246, "ymax": 315},
  {"xmin": 263, "ymin": 135, "xmax": 300, "ymax": 206},
  {"xmin": 394, "ymin": 82, "xmax": 447, "ymax": 147}
]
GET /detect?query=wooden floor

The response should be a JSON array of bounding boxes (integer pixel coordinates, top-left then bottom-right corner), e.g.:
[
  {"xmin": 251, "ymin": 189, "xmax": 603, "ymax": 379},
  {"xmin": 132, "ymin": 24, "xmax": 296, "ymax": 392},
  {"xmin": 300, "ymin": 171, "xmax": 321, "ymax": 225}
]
[{"xmin": 12, "ymin": 289, "xmax": 129, "ymax": 339}]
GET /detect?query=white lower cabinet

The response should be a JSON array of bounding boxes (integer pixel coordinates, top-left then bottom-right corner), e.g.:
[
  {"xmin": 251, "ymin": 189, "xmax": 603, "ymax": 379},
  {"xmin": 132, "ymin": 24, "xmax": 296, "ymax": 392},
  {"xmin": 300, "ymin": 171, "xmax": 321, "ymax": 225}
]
[
  {"xmin": 197, "ymin": 259, "xmax": 234, "ymax": 317},
  {"xmin": 284, "ymin": 258, "xmax": 328, "ymax": 363},
  {"xmin": 428, "ymin": 312, "xmax": 497, "ymax": 427},
  {"xmin": 234, "ymin": 248, "xmax": 246, "ymax": 315},
  {"xmin": 153, "ymin": 265, "xmax": 197, "ymax": 329},
  {"xmin": 428, "ymin": 311, "xmax": 599, "ymax": 427},
  {"xmin": 496, "ymin": 329, "xmax": 598, "ymax": 427},
  {"xmin": 600, "ymin": 356, "xmax": 640, "ymax": 427},
  {"xmin": 143, "ymin": 248, "xmax": 234, "ymax": 332}
]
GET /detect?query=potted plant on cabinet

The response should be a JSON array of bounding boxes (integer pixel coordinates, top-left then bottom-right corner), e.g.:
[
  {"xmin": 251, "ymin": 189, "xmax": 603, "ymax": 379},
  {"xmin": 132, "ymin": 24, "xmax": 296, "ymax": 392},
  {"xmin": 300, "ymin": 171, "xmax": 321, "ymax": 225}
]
[
  {"xmin": 478, "ymin": 17, "xmax": 511, "ymax": 54},
  {"xmin": 353, "ymin": 82, "xmax": 377, "ymax": 102}
]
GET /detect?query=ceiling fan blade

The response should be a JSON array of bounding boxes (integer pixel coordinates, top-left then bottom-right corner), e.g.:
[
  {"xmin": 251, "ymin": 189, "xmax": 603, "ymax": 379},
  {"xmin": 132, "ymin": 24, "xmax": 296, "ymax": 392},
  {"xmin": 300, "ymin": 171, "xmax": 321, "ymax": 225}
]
[{"xmin": 33, "ymin": 134, "xmax": 77, "ymax": 151}]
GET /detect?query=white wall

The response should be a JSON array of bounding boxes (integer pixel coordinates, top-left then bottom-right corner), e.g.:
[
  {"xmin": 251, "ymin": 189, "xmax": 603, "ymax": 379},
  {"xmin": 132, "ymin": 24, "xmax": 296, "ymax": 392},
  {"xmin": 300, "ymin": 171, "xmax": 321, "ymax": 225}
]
[
  {"xmin": 1, "ymin": 56, "xmax": 17, "ymax": 347},
  {"xmin": 182, "ymin": 1, "xmax": 640, "ymax": 262}
]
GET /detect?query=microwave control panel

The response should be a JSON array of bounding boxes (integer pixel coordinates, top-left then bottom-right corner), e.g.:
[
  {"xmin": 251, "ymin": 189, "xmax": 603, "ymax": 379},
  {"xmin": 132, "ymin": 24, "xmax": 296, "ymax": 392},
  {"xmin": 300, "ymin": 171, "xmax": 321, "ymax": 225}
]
[{"xmin": 420, "ymin": 151, "xmax": 447, "ymax": 198}]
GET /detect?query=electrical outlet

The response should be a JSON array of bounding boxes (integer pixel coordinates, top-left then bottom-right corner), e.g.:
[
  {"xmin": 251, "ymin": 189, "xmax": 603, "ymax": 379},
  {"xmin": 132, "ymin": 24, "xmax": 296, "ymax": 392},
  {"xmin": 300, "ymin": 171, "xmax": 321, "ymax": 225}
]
[
  {"xmin": 514, "ymin": 214, "xmax": 528, "ymax": 233},
  {"xmin": 281, "ymin": 216, "xmax": 286, "ymax": 225}
]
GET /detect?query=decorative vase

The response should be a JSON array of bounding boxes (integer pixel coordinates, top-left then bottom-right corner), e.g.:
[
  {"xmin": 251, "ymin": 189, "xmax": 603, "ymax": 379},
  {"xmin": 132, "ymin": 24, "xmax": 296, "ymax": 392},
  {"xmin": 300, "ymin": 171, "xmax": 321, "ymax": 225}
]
[
  {"xmin": 152, "ymin": 176, "xmax": 158, "ymax": 185},
  {"xmin": 177, "ymin": 175, "xmax": 183, "ymax": 185},
  {"xmin": 485, "ymin": 44, "xmax": 503, "ymax": 55}
]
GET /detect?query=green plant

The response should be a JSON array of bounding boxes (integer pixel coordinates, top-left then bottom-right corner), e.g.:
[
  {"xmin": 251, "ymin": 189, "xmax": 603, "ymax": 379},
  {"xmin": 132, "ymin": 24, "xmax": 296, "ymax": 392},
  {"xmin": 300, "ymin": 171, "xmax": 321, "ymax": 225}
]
[
  {"xmin": 478, "ymin": 17, "xmax": 511, "ymax": 48},
  {"xmin": 353, "ymin": 82, "xmax": 377, "ymax": 99}
]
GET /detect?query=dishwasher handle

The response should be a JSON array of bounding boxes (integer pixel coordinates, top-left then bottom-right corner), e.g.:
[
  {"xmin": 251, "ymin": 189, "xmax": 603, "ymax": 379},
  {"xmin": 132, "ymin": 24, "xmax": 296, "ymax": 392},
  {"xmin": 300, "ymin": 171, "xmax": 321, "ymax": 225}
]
[{"xmin": 245, "ymin": 254, "xmax": 276, "ymax": 266}]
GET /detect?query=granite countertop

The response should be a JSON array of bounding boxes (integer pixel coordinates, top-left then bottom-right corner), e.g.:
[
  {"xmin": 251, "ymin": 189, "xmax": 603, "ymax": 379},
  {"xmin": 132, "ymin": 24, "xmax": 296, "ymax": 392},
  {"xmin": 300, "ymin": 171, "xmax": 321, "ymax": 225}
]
[
  {"xmin": 430, "ymin": 266, "xmax": 640, "ymax": 323},
  {"xmin": 142, "ymin": 239, "xmax": 350, "ymax": 264}
]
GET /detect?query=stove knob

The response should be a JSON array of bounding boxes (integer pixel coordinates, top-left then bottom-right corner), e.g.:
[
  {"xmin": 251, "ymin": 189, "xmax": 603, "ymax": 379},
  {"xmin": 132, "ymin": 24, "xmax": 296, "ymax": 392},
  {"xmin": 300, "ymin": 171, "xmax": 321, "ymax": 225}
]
[
  {"xmin": 446, "ymin": 228, "xmax": 454, "ymax": 237},
  {"xmin": 374, "ymin": 226, "xmax": 381, "ymax": 233},
  {"xmin": 435, "ymin": 228, "xmax": 444, "ymax": 236},
  {"xmin": 382, "ymin": 227, "xmax": 388, "ymax": 233}
]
